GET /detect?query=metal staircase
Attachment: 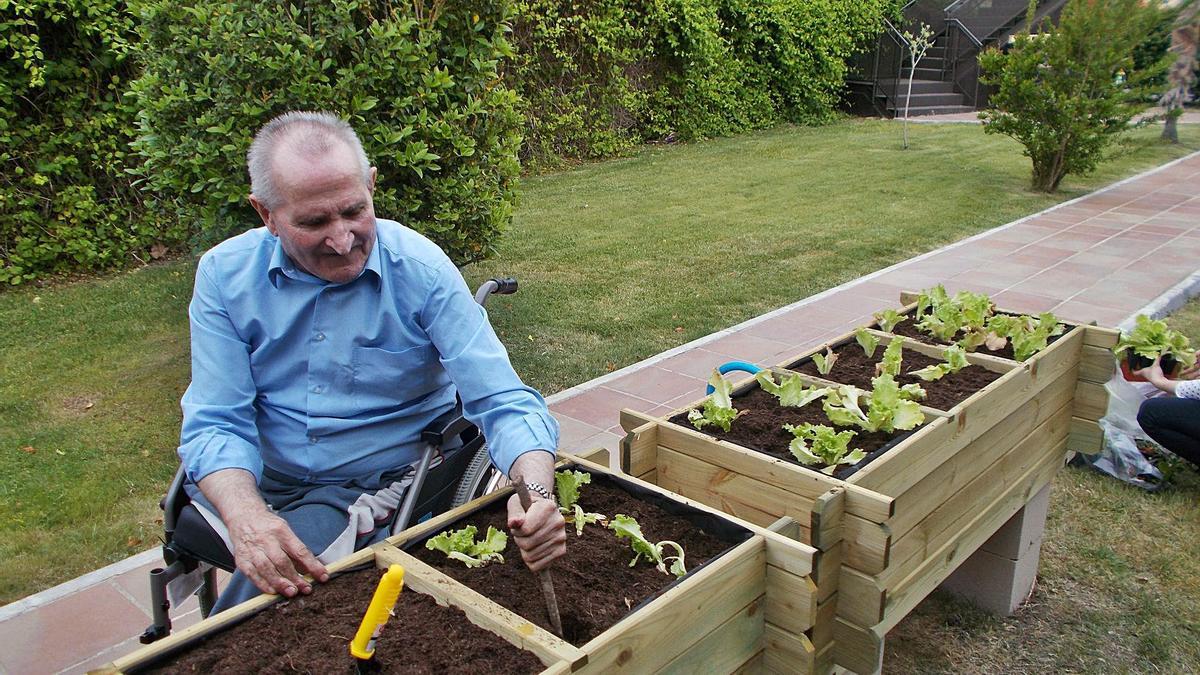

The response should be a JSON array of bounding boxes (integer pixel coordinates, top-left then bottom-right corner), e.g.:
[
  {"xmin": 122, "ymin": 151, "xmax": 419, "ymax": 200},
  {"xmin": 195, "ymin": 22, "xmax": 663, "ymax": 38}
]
[{"xmin": 847, "ymin": 0, "xmax": 1069, "ymax": 118}]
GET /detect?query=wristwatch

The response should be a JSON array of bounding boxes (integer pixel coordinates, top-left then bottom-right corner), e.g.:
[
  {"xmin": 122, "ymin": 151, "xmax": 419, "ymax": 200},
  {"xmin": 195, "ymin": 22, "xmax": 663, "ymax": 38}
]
[{"xmin": 525, "ymin": 481, "xmax": 553, "ymax": 501}]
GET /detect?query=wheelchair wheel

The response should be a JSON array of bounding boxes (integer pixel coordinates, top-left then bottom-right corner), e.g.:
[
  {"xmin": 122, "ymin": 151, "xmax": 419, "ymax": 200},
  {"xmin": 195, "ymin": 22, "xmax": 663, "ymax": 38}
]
[{"xmin": 450, "ymin": 443, "xmax": 506, "ymax": 507}]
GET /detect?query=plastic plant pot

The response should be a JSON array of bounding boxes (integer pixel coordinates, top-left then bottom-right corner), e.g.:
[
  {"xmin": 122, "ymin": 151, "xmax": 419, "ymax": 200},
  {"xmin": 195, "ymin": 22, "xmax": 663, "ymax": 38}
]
[{"xmin": 1121, "ymin": 352, "xmax": 1178, "ymax": 382}]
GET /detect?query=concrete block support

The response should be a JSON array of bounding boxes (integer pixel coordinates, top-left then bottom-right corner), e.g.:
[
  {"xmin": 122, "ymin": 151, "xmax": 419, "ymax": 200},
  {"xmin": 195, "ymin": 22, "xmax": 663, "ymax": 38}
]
[{"xmin": 938, "ymin": 484, "xmax": 1052, "ymax": 616}]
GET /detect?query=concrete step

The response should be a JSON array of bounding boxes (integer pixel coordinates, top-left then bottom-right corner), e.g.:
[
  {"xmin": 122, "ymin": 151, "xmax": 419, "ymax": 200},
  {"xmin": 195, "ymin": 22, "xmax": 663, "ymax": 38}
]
[
  {"xmin": 892, "ymin": 91, "xmax": 968, "ymax": 108},
  {"xmin": 891, "ymin": 104, "xmax": 977, "ymax": 117},
  {"xmin": 903, "ymin": 67, "xmax": 945, "ymax": 80},
  {"xmin": 878, "ymin": 79, "xmax": 957, "ymax": 95}
]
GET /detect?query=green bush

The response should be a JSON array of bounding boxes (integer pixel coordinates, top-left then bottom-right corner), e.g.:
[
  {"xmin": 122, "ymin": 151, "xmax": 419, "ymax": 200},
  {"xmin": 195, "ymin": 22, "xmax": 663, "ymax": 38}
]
[
  {"xmin": 979, "ymin": 0, "xmax": 1168, "ymax": 192},
  {"xmin": 0, "ymin": 0, "xmax": 153, "ymax": 285},
  {"xmin": 131, "ymin": 0, "xmax": 521, "ymax": 264}
]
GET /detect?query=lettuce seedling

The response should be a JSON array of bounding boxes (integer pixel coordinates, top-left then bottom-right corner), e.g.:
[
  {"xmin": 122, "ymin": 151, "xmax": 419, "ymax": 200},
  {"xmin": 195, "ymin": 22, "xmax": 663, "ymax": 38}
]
[
  {"xmin": 875, "ymin": 337, "xmax": 905, "ymax": 378},
  {"xmin": 1113, "ymin": 314, "xmax": 1197, "ymax": 369},
  {"xmin": 609, "ymin": 514, "xmax": 687, "ymax": 577},
  {"xmin": 755, "ymin": 370, "xmax": 831, "ymax": 408},
  {"xmin": 873, "ymin": 309, "xmax": 907, "ymax": 333},
  {"xmin": 812, "ymin": 346, "xmax": 838, "ymax": 375},
  {"xmin": 688, "ymin": 369, "xmax": 743, "ymax": 432},
  {"xmin": 782, "ymin": 423, "xmax": 864, "ymax": 475},
  {"xmin": 856, "ymin": 328, "xmax": 880, "ymax": 358},
  {"xmin": 555, "ymin": 470, "xmax": 607, "ymax": 536},
  {"xmin": 1009, "ymin": 313, "xmax": 1065, "ymax": 361},
  {"xmin": 982, "ymin": 314, "xmax": 1017, "ymax": 351},
  {"xmin": 954, "ymin": 290, "xmax": 994, "ymax": 332},
  {"xmin": 823, "ymin": 375, "xmax": 925, "ymax": 434},
  {"xmin": 426, "ymin": 525, "xmax": 508, "ymax": 568},
  {"xmin": 915, "ymin": 285, "xmax": 951, "ymax": 320},
  {"xmin": 911, "ymin": 345, "xmax": 970, "ymax": 382}
]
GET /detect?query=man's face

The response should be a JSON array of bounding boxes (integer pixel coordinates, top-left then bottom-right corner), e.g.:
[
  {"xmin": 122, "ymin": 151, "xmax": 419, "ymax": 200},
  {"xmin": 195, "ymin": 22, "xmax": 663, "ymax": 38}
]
[{"xmin": 250, "ymin": 142, "xmax": 378, "ymax": 284}]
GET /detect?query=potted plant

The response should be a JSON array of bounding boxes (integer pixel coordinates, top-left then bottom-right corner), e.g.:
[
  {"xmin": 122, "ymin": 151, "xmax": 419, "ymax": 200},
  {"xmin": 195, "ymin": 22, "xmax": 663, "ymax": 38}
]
[{"xmin": 1113, "ymin": 314, "xmax": 1196, "ymax": 382}]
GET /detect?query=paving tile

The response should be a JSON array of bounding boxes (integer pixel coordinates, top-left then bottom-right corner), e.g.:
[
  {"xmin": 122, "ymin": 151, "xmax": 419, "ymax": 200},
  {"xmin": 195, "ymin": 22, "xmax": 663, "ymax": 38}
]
[
  {"xmin": 1005, "ymin": 244, "xmax": 1076, "ymax": 267},
  {"xmin": 1071, "ymin": 286, "xmax": 1161, "ymax": 312},
  {"xmin": 550, "ymin": 386, "xmax": 657, "ymax": 431},
  {"xmin": 991, "ymin": 290, "xmax": 1063, "ymax": 313},
  {"xmin": 1008, "ymin": 270, "xmax": 1094, "ymax": 300},
  {"xmin": 604, "ymin": 366, "xmax": 704, "ymax": 404},
  {"xmin": 655, "ymin": 348, "xmax": 736, "ymax": 379},
  {"xmin": 0, "ymin": 583, "xmax": 148, "ymax": 675},
  {"xmin": 702, "ymin": 332, "xmax": 795, "ymax": 363},
  {"xmin": 741, "ymin": 312, "xmax": 836, "ymax": 344},
  {"xmin": 554, "ymin": 413, "xmax": 610, "ymax": 449},
  {"xmin": 938, "ymin": 277, "xmax": 1007, "ymax": 298},
  {"xmin": 1052, "ymin": 299, "xmax": 1133, "ymax": 327}
]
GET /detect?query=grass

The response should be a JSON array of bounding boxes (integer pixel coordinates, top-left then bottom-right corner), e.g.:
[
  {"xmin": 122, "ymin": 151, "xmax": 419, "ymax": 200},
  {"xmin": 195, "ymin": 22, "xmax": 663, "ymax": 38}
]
[
  {"xmin": 887, "ymin": 295, "xmax": 1200, "ymax": 673},
  {"xmin": 1, "ymin": 118, "xmax": 1197, "ymax": 606}
]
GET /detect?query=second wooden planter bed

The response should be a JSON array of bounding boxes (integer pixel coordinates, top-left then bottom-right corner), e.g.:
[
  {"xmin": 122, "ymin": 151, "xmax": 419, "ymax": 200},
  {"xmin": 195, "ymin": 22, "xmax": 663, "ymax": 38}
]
[{"xmin": 619, "ymin": 296, "xmax": 1119, "ymax": 674}]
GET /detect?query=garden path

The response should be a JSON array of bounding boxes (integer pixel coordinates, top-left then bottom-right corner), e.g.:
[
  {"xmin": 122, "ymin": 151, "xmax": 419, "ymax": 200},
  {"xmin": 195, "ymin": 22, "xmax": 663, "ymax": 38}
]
[{"xmin": 1, "ymin": 149, "xmax": 1199, "ymax": 675}]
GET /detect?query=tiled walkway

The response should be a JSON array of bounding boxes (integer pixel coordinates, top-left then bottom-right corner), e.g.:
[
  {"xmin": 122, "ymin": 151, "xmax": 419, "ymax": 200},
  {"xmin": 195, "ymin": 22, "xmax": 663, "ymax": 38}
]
[{"xmin": 3, "ymin": 150, "xmax": 1199, "ymax": 674}]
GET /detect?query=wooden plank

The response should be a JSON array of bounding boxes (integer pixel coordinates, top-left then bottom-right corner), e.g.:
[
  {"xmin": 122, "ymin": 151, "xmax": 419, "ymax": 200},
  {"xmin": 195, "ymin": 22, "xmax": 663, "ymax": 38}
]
[
  {"xmin": 864, "ymin": 329, "xmax": 1018, "ymax": 375},
  {"xmin": 878, "ymin": 404, "xmax": 1071, "ymax": 590},
  {"xmin": 657, "ymin": 597, "xmax": 765, "ymax": 675},
  {"xmin": 619, "ymin": 414, "xmax": 658, "ymax": 476},
  {"xmin": 837, "ymin": 567, "xmax": 886, "ymax": 628},
  {"xmin": 656, "ymin": 420, "xmax": 895, "ymax": 522},
  {"xmin": 637, "ymin": 469, "xmax": 657, "ymax": 483},
  {"xmin": 765, "ymin": 566, "xmax": 818, "ymax": 635},
  {"xmin": 656, "ymin": 446, "xmax": 815, "ymax": 534},
  {"xmin": 811, "ymin": 487, "xmax": 845, "ymax": 551},
  {"xmin": 572, "ymin": 446, "xmax": 610, "ymax": 467},
  {"xmin": 1073, "ymin": 379, "xmax": 1108, "ymax": 421},
  {"xmin": 898, "ymin": 291, "xmax": 920, "ymax": 305},
  {"xmin": 377, "ymin": 547, "xmax": 588, "ymax": 669},
  {"xmin": 841, "ymin": 515, "xmax": 892, "ymax": 575},
  {"xmin": 565, "ymin": 453, "xmax": 817, "ymax": 578},
  {"xmin": 1079, "ymin": 345, "xmax": 1116, "ymax": 384},
  {"xmin": 813, "ymin": 541, "xmax": 843, "ymax": 602},
  {"xmin": 764, "ymin": 624, "xmax": 817, "ymax": 675},
  {"xmin": 731, "ymin": 651, "xmax": 765, "ymax": 675},
  {"xmin": 1068, "ymin": 416, "xmax": 1104, "ymax": 456},
  {"xmin": 844, "ymin": 415, "xmax": 956, "ymax": 495},
  {"xmin": 815, "ymin": 640, "xmax": 837, "ymax": 675},
  {"xmin": 578, "ymin": 542, "xmax": 766, "ymax": 673},
  {"xmin": 812, "ymin": 594, "xmax": 839, "ymax": 652},
  {"xmin": 1027, "ymin": 325, "xmax": 1084, "ymax": 385},
  {"xmin": 1083, "ymin": 324, "xmax": 1121, "ymax": 349},
  {"xmin": 884, "ymin": 386, "xmax": 1074, "ymax": 544},
  {"xmin": 878, "ymin": 445, "xmax": 1065, "ymax": 634},
  {"xmin": 833, "ymin": 618, "xmax": 885, "ymax": 675}
]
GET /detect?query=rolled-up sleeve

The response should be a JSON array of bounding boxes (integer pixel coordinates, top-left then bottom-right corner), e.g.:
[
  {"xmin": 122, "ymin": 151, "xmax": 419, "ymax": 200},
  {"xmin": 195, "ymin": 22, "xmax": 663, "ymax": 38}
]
[
  {"xmin": 420, "ymin": 261, "xmax": 559, "ymax": 475},
  {"xmin": 178, "ymin": 255, "xmax": 263, "ymax": 483},
  {"xmin": 1177, "ymin": 380, "xmax": 1200, "ymax": 400}
]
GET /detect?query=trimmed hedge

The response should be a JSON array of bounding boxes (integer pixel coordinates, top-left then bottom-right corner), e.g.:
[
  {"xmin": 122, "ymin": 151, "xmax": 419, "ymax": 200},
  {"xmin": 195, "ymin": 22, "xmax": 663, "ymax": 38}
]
[
  {"xmin": 131, "ymin": 0, "xmax": 521, "ymax": 265},
  {"xmin": 2, "ymin": 0, "xmax": 896, "ymax": 281}
]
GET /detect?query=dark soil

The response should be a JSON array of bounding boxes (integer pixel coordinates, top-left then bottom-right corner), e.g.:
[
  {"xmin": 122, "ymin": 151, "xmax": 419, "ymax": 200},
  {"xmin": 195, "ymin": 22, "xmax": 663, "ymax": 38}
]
[
  {"xmin": 411, "ymin": 476, "xmax": 738, "ymax": 646},
  {"xmin": 667, "ymin": 387, "xmax": 913, "ymax": 478},
  {"xmin": 138, "ymin": 567, "xmax": 545, "ymax": 674},
  {"xmin": 878, "ymin": 312, "xmax": 1065, "ymax": 361},
  {"xmin": 786, "ymin": 340, "xmax": 1002, "ymax": 411}
]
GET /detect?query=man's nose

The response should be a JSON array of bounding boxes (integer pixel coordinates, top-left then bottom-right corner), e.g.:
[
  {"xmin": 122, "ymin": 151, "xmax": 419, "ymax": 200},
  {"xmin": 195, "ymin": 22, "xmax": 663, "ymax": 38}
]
[{"xmin": 326, "ymin": 221, "xmax": 354, "ymax": 255}]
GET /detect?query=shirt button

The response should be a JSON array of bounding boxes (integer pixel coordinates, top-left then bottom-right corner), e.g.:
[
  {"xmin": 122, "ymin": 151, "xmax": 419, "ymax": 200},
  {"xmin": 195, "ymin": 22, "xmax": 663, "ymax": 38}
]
[
  {"xmin": 314, "ymin": 333, "xmax": 326, "ymax": 342},
  {"xmin": 312, "ymin": 385, "xmax": 323, "ymax": 394},
  {"xmin": 308, "ymin": 435, "xmax": 318, "ymax": 444}
]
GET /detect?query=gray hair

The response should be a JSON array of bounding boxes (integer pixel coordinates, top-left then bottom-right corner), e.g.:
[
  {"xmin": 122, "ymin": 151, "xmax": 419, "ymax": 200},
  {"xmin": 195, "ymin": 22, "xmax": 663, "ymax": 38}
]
[{"xmin": 247, "ymin": 111, "xmax": 371, "ymax": 209}]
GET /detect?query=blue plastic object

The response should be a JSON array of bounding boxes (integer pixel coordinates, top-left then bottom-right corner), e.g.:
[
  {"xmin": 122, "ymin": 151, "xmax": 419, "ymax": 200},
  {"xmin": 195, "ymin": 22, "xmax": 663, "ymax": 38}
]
[{"xmin": 705, "ymin": 361, "xmax": 763, "ymax": 394}]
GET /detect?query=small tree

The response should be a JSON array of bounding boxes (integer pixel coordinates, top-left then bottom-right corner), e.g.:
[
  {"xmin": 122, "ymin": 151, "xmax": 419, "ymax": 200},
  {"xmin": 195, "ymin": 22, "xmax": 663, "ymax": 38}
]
[
  {"xmin": 979, "ymin": 0, "xmax": 1167, "ymax": 192},
  {"xmin": 901, "ymin": 22, "xmax": 936, "ymax": 150},
  {"xmin": 1162, "ymin": 1, "xmax": 1199, "ymax": 144}
]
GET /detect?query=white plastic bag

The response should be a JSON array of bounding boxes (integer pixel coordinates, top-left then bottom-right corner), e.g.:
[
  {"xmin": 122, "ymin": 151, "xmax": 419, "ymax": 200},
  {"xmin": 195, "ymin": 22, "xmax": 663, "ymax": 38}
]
[{"xmin": 1072, "ymin": 370, "xmax": 1163, "ymax": 490}]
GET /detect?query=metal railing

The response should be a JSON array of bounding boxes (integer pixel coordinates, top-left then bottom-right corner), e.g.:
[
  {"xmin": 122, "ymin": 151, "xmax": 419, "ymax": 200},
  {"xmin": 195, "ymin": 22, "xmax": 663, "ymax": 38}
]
[
  {"xmin": 846, "ymin": 18, "xmax": 910, "ymax": 117},
  {"xmin": 944, "ymin": 18, "xmax": 984, "ymax": 109}
]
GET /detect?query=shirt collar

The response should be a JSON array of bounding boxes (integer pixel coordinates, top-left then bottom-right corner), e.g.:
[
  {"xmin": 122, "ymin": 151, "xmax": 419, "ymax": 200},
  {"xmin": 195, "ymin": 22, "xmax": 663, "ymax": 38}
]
[{"xmin": 266, "ymin": 230, "xmax": 383, "ymax": 290}]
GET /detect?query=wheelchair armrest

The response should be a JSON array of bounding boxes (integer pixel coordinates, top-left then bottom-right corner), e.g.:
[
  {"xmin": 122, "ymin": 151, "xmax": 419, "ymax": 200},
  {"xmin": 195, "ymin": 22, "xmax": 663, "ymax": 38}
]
[
  {"xmin": 161, "ymin": 463, "xmax": 188, "ymax": 535},
  {"xmin": 420, "ymin": 411, "xmax": 476, "ymax": 447}
]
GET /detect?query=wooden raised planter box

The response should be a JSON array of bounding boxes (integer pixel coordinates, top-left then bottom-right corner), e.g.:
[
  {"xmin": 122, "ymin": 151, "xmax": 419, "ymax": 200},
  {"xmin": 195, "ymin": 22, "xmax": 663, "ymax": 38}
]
[
  {"xmin": 619, "ymin": 295, "xmax": 1118, "ymax": 674},
  {"xmin": 103, "ymin": 455, "xmax": 819, "ymax": 675}
]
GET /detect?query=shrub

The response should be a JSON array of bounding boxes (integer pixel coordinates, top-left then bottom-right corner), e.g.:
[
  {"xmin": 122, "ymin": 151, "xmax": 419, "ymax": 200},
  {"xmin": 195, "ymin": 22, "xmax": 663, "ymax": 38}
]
[
  {"xmin": 979, "ymin": 0, "xmax": 1168, "ymax": 193},
  {"xmin": 0, "ymin": 0, "xmax": 153, "ymax": 285},
  {"xmin": 131, "ymin": 0, "xmax": 521, "ymax": 265}
]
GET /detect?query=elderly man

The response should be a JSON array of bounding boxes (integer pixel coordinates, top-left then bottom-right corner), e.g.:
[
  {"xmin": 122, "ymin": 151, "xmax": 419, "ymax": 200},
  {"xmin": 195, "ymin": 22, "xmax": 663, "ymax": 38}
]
[{"xmin": 179, "ymin": 111, "xmax": 564, "ymax": 612}]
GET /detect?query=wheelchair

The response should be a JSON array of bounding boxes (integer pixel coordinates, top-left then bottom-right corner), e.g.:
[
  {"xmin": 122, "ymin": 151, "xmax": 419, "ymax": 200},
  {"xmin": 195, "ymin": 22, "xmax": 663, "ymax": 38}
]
[{"xmin": 139, "ymin": 277, "xmax": 517, "ymax": 644}]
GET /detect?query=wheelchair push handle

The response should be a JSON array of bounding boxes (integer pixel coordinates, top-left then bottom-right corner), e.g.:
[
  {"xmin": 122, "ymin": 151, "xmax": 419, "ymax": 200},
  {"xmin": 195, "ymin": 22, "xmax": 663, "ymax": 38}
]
[
  {"xmin": 705, "ymin": 361, "xmax": 762, "ymax": 394},
  {"xmin": 473, "ymin": 277, "xmax": 518, "ymax": 305}
]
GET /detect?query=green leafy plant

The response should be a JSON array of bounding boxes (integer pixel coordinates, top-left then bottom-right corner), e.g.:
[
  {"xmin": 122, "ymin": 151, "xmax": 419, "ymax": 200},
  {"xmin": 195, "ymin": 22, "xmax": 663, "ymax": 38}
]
[
  {"xmin": 688, "ymin": 369, "xmax": 743, "ymax": 432},
  {"xmin": 911, "ymin": 346, "xmax": 970, "ymax": 382},
  {"xmin": 873, "ymin": 309, "xmax": 907, "ymax": 334},
  {"xmin": 755, "ymin": 371, "xmax": 831, "ymax": 408},
  {"xmin": 782, "ymin": 423, "xmax": 864, "ymax": 474},
  {"xmin": 555, "ymin": 470, "xmax": 608, "ymax": 536},
  {"xmin": 978, "ymin": 0, "xmax": 1168, "ymax": 192},
  {"xmin": 856, "ymin": 328, "xmax": 881, "ymax": 358},
  {"xmin": 812, "ymin": 346, "xmax": 839, "ymax": 375},
  {"xmin": 1008, "ymin": 313, "xmax": 1066, "ymax": 361},
  {"xmin": 823, "ymin": 375, "xmax": 926, "ymax": 434},
  {"xmin": 1114, "ymin": 314, "xmax": 1198, "ymax": 369},
  {"xmin": 609, "ymin": 514, "xmax": 687, "ymax": 577},
  {"xmin": 426, "ymin": 525, "xmax": 508, "ymax": 568},
  {"xmin": 875, "ymin": 337, "xmax": 905, "ymax": 378}
]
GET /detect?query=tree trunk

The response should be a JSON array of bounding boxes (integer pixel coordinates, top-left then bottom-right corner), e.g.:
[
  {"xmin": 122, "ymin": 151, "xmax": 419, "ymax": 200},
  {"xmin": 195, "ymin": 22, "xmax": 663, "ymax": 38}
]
[{"xmin": 1163, "ymin": 114, "xmax": 1179, "ymax": 144}]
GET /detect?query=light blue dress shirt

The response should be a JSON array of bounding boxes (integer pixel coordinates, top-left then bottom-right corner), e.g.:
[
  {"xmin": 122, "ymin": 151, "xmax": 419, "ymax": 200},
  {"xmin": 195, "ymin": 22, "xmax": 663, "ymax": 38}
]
[{"xmin": 178, "ymin": 219, "xmax": 558, "ymax": 487}]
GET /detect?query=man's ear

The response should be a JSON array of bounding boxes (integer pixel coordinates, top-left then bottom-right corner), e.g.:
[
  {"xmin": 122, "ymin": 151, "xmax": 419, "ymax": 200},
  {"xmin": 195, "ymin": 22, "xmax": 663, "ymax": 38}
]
[
  {"xmin": 249, "ymin": 194, "xmax": 276, "ymax": 234},
  {"xmin": 368, "ymin": 167, "xmax": 378, "ymax": 193}
]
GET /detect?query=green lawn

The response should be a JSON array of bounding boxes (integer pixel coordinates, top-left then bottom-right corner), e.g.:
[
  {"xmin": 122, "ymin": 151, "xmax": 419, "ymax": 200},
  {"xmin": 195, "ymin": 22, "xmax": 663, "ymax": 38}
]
[{"xmin": 1, "ymin": 118, "xmax": 1197, "ymax": 606}]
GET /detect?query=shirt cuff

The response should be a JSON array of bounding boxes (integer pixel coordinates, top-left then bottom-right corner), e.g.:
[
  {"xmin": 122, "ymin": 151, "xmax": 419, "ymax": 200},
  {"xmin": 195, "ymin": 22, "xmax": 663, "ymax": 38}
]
[
  {"xmin": 179, "ymin": 429, "xmax": 263, "ymax": 485},
  {"xmin": 487, "ymin": 412, "xmax": 560, "ymax": 476}
]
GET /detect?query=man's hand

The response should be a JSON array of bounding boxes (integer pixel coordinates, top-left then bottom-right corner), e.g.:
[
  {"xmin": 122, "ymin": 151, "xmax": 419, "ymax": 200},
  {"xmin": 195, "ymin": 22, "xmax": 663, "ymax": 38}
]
[
  {"xmin": 226, "ymin": 509, "xmax": 329, "ymax": 597},
  {"xmin": 506, "ymin": 450, "xmax": 566, "ymax": 572},
  {"xmin": 198, "ymin": 468, "xmax": 329, "ymax": 596}
]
